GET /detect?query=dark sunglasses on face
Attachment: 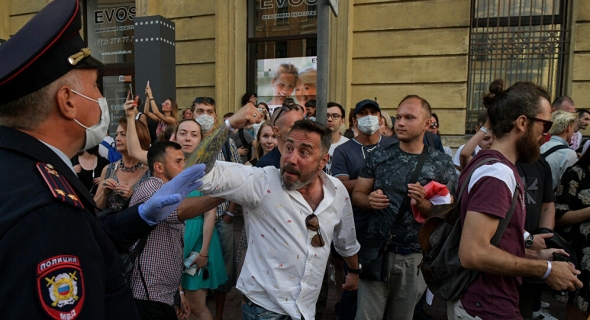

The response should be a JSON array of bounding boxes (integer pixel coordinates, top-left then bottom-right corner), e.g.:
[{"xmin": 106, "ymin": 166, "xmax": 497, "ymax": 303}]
[
  {"xmin": 193, "ymin": 96, "xmax": 216, "ymax": 106},
  {"xmin": 305, "ymin": 214, "xmax": 325, "ymax": 247},
  {"xmin": 429, "ymin": 122, "xmax": 439, "ymax": 129},
  {"xmin": 526, "ymin": 116, "xmax": 553, "ymax": 134}
]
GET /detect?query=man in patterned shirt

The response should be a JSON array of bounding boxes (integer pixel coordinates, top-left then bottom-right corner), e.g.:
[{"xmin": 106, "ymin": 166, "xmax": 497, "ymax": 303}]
[
  {"xmin": 129, "ymin": 141, "xmax": 191, "ymax": 320},
  {"xmin": 352, "ymin": 95, "xmax": 457, "ymax": 320}
]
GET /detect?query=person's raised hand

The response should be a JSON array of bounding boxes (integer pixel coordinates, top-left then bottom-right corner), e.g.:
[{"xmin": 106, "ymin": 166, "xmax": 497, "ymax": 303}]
[{"xmin": 227, "ymin": 103, "xmax": 262, "ymax": 130}]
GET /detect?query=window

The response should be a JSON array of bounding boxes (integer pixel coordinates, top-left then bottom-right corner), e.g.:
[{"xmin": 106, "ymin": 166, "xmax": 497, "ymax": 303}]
[{"xmin": 466, "ymin": 0, "xmax": 570, "ymax": 132}]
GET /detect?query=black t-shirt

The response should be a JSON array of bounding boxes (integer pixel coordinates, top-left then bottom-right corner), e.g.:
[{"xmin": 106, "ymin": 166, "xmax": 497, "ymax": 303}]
[{"xmin": 516, "ymin": 158, "xmax": 555, "ymax": 231}]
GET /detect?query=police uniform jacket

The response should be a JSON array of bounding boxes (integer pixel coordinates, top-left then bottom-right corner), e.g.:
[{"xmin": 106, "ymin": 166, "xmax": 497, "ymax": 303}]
[{"xmin": 0, "ymin": 126, "xmax": 152, "ymax": 319}]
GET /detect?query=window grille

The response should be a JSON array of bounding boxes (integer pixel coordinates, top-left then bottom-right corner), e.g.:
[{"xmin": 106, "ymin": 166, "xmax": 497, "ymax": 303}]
[{"xmin": 466, "ymin": 0, "xmax": 570, "ymax": 132}]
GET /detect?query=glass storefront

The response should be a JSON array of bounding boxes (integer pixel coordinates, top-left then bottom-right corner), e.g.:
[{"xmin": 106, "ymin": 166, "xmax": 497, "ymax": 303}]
[
  {"xmin": 83, "ymin": 0, "xmax": 137, "ymax": 136},
  {"xmin": 248, "ymin": 0, "xmax": 318, "ymax": 112}
]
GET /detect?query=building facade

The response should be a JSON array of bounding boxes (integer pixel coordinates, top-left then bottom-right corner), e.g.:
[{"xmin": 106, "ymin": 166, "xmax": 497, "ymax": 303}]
[{"xmin": 2, "ymin": 0, "xmax": 589, "ymax": 143}]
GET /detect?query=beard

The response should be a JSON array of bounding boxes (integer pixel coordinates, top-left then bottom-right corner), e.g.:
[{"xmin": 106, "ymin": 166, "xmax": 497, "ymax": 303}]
[
  {"xmin": 517, "ymin": 126, "xmax": 543, "ymax": 163},
  {"xmin": 281, "ymin": 163, "xmax": 318, "ymax": 191}
]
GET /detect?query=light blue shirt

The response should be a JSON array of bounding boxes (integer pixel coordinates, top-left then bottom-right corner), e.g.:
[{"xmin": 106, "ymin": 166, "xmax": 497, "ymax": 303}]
[{"xmin": 540, "ymin": 135, "xmax": 578, "ymax": 189}]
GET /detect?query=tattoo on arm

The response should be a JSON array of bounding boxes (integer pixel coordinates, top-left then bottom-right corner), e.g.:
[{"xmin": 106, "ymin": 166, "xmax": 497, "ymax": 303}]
[{"xmin": 186, "ymin": 125, "xmax": 230, "ymax": 173}]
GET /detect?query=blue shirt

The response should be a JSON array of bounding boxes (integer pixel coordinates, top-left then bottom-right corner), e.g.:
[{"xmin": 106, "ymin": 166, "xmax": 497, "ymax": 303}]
[{"xmin": 255, "ymin": 146, "xmax": 281, "ymax": 169}]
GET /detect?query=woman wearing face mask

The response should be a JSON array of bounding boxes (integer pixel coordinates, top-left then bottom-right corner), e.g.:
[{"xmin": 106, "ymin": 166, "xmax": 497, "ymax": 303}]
[
  {"xmin": 94, "ymin": 117, "xmax": 151, "ymax": 211},
  {"xmin": 144, "ymin": 81, "xmax": 178, "ymax": 140}
]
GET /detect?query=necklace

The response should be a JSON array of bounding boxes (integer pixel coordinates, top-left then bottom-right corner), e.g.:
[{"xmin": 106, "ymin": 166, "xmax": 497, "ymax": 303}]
[
  {"xmin": 361, "ymin": 143, "xmax": 380, "ymax": 159},
  {"xmin": 119, "ymin": 159, "xmax": 142, "ymax": 173}
]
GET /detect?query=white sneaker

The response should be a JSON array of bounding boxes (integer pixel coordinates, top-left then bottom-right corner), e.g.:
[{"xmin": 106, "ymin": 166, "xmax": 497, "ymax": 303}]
[
  {"xmin": 532, "ymin": 309, "xmax": 557, "ymax": 320},
  {"xmin": 540, "ymin": 301, "xmax": 551, "ymax": 309}
]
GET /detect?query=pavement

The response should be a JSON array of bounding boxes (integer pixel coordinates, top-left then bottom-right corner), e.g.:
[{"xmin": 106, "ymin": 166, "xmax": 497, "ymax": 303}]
[{"xmin": 196, "ymin": 215, "xmax": 568, "ymax": 320}]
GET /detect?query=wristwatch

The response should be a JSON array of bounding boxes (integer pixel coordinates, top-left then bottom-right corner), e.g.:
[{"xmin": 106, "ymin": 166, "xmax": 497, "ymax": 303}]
[
  {"xmin": 525, "ymin": 233, "xmax": 534, "ymax": 248},
  {"xmin": 348, "ymin": 263, "xmax": 362, "ymax": 274}
]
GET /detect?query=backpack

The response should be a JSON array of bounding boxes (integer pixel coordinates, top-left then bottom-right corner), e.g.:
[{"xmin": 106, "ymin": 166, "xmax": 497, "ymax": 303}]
[
  {"xmin": 100, "ymin": 140, "xmax": 122, "ymax": 163},
  {"xmin": 417, "ymin": 157, "xmax": 518, "ymax": 301}
]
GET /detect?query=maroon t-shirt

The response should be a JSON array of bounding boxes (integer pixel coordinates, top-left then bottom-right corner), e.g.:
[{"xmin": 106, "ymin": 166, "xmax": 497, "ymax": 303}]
[{"xmin": 459, "ymin": 150, "xmax": 526, "ymax": 319}]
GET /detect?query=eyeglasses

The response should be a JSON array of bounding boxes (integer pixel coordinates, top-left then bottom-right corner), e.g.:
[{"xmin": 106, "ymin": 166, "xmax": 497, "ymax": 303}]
[
  {"xmin": 526, "ymin": 116, "xmax": 553, "ymax": 134},
  {"xmin": 193, "ymin": 96, "xmax": 216, "ymax": 106},
  {"xmin": 429, "ymin": 122, "xmax": 439, "ymax": 129},
  {"xmin": 327, "ymin": 114, "xmax": 342, "ymax": 120},
  {"xmin": 305, "ymin": 214, "xmax": 325, "ymax": 247},
  {"xmin": 272, "ymin": 104, "xmax": 300, "ymax": 126}
]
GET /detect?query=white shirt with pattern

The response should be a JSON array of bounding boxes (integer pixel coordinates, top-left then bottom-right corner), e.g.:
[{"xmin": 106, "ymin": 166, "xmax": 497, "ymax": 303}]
[{"xmin": 198, "ymin": 161, "xmax": 360, "ymax": 320}]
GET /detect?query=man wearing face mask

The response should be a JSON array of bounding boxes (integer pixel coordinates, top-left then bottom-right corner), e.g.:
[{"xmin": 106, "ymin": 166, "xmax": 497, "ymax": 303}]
[
  {"xmin": 330, "ymin": 99, "xmax": 397, "ymax": 319},
  {"xmin": 0, "ymin": 1, "xmax": 208, "ymax": 319}
]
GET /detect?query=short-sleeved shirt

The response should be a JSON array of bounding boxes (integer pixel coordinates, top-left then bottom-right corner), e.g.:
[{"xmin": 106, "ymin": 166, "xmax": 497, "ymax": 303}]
[
  {"xmin": 541, "ymin": 135, "xmax": 578, "ymax": 189},
  {"xmin": 516, "ymin": 158, "xmax": 555, "ymax": 231},
  {"xmin": 325, "ymin": 135, "xmax": 349, "ymax": 176},
  {"xmin": 359, "ymin": 142, "xmax": 457, "ymax": 249},
  {"xmin": 256, "ymin": 146, "xmax": 282, "ymax": 169},
  {"xmin": 331, "ymin": 136, "xmax": 397, "ymax": 237},
  {"xmin": 459, "ymin": 150, "xmax": 526, "ymax": 319}
]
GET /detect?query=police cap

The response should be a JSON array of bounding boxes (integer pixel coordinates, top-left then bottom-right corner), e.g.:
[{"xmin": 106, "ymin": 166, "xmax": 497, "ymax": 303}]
[{"xmin": 0, "ymin": 0, "xmax": 104, "ymax": 105}]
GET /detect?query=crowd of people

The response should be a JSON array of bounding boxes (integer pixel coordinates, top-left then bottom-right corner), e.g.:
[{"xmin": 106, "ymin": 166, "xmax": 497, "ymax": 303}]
[{"xmin": 4, "ymin": 1, "xmax": 590, "ymax": 320}]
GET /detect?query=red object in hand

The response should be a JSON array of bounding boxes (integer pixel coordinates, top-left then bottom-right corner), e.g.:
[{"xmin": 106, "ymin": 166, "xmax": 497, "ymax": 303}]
[{"xmin": 411, "ymin": 181, "xmax": 451, "ymax": 223}]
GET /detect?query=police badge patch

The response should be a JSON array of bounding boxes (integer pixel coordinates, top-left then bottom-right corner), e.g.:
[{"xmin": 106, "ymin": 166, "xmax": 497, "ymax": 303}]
[{"xmin": 37, "ymin": 255, "xmax": 84, "ymax": 320}]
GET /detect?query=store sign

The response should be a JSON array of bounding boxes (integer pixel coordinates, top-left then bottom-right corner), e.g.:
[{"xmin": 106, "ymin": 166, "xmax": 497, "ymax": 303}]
[
  {"xmin": 259, "ymin": 0, "xmax": 318, "ymax": 21},
  {"xmin": 86, "ymin": 0, "xmax": 135, "ymax": 64},
  {"xmin": 260, "ymin": 0, "xmax": 317, "ymax": 8},
  {"xmin": 257, "ymin": 57, "xmax": 317, "ymax": 114}
]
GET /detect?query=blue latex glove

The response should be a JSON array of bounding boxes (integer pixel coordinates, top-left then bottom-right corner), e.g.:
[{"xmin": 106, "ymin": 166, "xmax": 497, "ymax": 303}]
[{"xmin": 138, "ymin": 164, "xmax": 206, "ymax": 225}]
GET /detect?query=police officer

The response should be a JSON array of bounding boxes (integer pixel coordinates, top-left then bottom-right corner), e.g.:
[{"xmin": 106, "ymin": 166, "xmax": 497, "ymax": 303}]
[{"xmin": 0, "ymin": 0, "xmax": 206, "ymax": 318}]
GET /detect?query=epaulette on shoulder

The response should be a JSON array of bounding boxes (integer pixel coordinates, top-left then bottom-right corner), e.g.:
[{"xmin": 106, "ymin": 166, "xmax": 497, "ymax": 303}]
[{"xmin": 36, "ymin": 162, "xmax": 84, "ymax": 209}]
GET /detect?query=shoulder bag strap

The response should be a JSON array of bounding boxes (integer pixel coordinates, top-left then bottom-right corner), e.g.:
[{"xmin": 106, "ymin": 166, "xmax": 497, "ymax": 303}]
[
  {"xmin": 393, "ymin": 146, "xmax": 430, "ymax": 228},
  {"xmin": 490, "ymin": 184, "xmax": 519, "ymax": 246}
]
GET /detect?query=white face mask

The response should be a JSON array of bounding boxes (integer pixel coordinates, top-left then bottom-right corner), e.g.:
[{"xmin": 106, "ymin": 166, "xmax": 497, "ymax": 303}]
[
  {"xmin": 71, "ymin": 89, "xmax": 110, "ymax": 150},
  {"xmin": 195, "ymin": 114, "xmax": 215, "ymax": 132},
  {"xmin": 357, "ymin": 115, "xmax": 380, "ymax": 135}
]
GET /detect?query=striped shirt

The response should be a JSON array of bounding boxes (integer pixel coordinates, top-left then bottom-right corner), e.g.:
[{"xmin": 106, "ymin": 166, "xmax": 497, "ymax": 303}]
[{"xmin": 128, "ymin": 177, "xmax": 184, "ymax": 306}]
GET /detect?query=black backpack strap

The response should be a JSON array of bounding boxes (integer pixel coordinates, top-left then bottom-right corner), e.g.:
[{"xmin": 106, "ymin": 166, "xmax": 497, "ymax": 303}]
[
  {"xmin": 491, "ymin": 184, "xmax": 519, "ymax": 245},
  {"xmin": 541, "ymin": 144, "xmax": 568, "ymax": 158}
]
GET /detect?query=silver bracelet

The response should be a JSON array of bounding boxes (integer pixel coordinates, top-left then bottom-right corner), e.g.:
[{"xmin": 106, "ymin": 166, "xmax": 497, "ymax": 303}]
[{"xmin": 479, "ymin": 126, "xmax": 489, "ymax": 134}]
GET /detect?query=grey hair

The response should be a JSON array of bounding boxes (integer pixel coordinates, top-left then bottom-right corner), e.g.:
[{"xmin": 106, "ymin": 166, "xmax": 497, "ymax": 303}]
[{"xmin": 0, "ymin": 70, "xmax": 83, "ymax": 130}]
